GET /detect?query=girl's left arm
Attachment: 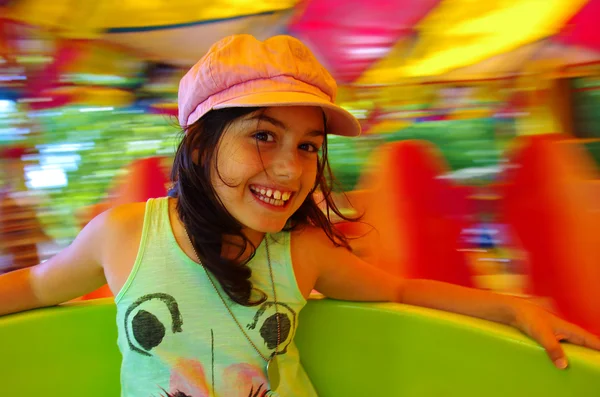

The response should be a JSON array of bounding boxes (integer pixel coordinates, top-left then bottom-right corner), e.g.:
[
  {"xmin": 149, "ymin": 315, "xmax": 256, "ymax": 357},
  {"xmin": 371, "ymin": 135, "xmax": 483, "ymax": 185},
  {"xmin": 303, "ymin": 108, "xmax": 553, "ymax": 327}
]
[{"xmin": 297, "ymin": 227, "xmax": 600, "ymax": 369}]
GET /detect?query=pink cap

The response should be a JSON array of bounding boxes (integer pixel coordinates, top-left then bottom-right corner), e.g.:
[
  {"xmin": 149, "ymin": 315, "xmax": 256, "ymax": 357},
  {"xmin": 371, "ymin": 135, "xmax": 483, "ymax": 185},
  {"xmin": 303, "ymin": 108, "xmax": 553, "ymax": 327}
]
[{"xmin": 178, "ymin": 34, "xmax": 361, "ymax": 137}]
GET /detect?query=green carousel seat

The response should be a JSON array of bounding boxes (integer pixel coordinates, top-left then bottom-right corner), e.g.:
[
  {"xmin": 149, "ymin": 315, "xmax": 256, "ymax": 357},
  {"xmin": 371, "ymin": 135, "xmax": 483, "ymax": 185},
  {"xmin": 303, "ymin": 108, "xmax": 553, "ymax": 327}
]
[{"xmin": 1, "ymin": 298, "xmax": 599, "ymax": 396}]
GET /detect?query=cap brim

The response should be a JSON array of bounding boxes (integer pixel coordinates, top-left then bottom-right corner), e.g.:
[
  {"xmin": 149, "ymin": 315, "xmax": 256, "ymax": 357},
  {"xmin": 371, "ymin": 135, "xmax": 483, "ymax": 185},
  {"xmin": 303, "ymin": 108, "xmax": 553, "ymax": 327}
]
[{"xmin": 213, "ymin": 91, "xmax": 361, "ymax": 137}]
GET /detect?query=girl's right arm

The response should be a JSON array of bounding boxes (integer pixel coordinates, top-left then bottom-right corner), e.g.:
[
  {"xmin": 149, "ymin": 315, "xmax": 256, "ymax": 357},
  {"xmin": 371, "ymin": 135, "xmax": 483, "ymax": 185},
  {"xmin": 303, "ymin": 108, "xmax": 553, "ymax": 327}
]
[{"xmin": 0, "ymin": 210, "xmax": 110, "ymax": 316}]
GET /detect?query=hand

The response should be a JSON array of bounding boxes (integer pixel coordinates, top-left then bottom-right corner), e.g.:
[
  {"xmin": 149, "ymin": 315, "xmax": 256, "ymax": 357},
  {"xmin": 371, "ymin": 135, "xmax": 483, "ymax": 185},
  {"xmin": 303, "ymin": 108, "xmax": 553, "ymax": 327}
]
[{"xmin": 511, "ymin": 301, "xmax": 600, "ymax": 369}]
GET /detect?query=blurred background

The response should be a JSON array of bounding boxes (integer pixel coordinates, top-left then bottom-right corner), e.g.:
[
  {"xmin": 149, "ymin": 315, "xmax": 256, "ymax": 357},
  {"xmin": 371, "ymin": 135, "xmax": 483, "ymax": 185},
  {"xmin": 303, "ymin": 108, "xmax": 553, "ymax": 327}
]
[{"xmin": 0, "ymin": 1, "xmax": 599, "ymax": 332}]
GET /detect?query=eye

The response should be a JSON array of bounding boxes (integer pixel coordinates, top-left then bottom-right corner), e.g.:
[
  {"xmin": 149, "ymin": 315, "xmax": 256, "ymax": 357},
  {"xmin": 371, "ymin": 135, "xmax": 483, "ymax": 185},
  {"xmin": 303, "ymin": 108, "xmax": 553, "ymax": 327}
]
[
  {"xmin": 299, "ymin": 142, "xmax": 320, "ymax": 153},
  {"xmin": 252, "ymin": 131, "xmax": 275, "ymax": 142}
]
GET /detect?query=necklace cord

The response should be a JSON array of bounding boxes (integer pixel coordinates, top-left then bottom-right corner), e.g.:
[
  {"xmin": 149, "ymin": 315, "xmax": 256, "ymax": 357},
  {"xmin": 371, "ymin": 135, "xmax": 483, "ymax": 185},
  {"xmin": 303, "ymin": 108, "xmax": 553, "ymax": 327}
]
[{"xmin": 184, "ymin": 229, "xmax": 281, "ymax": 362}]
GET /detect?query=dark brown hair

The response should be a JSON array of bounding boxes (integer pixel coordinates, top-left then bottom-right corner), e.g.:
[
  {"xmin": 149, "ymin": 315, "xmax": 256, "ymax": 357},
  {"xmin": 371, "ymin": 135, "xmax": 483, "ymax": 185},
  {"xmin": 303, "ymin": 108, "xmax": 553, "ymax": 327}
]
[{"xmin": 169, "ymin": 107, "xmax": 357, "ymax": 306}]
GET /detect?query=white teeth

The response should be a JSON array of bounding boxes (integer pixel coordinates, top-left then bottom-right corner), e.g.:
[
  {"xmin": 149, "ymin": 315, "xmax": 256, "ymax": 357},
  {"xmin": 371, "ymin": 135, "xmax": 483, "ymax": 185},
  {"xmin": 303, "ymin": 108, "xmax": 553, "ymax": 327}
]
[
  {"xmin": 251, "ymin": 185, "xmax": 291, "ymax": 205},
  {"xmin": 258, "ymin": 195, "xmax": 283, "ymax": 206}
]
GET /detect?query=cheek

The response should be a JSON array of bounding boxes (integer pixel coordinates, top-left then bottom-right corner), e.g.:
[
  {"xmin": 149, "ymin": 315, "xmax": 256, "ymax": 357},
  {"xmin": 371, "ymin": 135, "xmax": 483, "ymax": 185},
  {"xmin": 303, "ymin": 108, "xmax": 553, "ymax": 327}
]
[
  {"xmin": 212, "ymin": 147, "xmax": 251, "ymax": 186},
  {"xmin": 219, "ymin": 143, "xmax": 263, "ymax": 176},
  {"xmin": 303, "ymin": 158, "xmax": 319, "ymax": 185}
]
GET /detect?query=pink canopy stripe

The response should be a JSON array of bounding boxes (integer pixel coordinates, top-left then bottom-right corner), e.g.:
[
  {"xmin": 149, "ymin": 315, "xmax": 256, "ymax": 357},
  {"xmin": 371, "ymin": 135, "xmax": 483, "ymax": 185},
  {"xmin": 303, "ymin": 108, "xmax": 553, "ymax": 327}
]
[
  {"xmin": 288, "ymin": 0, "xmax": 440, "ymax": 83},
  {"xmin": 555, "ymin": 0, "xmax": 600, "ymax": 52}
]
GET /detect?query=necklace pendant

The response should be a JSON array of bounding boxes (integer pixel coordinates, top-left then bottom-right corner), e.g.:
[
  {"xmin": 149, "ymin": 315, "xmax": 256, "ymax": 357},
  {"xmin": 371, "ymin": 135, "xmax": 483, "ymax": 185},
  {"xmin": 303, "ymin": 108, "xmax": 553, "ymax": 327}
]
[{"xmin": 266, "ymin": 354, "xmax": 280, "ymax": 391}]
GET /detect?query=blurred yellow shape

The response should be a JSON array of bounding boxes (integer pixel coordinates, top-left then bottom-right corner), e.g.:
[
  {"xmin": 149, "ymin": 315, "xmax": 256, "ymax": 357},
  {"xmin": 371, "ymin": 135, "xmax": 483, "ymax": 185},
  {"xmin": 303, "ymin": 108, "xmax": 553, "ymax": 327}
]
[
  {"xmin": 358, "ymin": 0, "xmax": 588, "ymax": 84},
  {"xmin": 50, "ymin": 86, "xmax": 135, "ymax": 107},
  {"xmin": 447, "ymin": 108, "xmax": 492, "ymax": 120},
  {"xmin": 366, "ymin": 119, "xmax": 412, "ymax": 135},
  {"xmin": 7, "ymin": 0, "xmax": 297, "ymax": 38}
]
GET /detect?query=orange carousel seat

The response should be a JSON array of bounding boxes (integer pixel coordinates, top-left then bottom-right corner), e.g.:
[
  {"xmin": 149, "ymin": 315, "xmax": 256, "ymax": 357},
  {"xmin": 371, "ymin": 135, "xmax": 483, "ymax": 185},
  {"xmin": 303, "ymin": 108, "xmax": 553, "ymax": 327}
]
[
  {"xmin": 500, "ymin": 134, "xmax": 600, "ymax": 334},
  {"xmin": 339, "ymin": 140, "xmax": 475, "ymax": 287}
]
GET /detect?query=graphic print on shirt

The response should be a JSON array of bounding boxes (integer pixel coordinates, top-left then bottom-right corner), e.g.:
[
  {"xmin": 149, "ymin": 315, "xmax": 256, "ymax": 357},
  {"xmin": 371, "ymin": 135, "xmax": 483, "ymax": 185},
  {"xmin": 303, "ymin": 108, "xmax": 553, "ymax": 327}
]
[
  {"xmin": 123, "ymin": 294, "xmax": 297, "ymax": 396},
  {"xmin": 157, "ymin": 331, "xmax": 271, "ymax": 397},
  {"xmin": 246, "ymin": 301, "xmax": 297, "ymax": 355},
  {"xmin": 159, "ymin": 358, "xmax": 270, "ymax": 397},
  {"xmin": 124, "ymin": 293, "xmax": 183, "ymax": 357}
]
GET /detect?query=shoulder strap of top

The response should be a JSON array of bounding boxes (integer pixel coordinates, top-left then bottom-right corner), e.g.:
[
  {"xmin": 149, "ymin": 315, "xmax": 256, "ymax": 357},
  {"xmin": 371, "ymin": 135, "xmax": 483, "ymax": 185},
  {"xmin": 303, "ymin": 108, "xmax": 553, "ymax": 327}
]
[{"xmin": 114, "ymin": 197, "xmax": 169, "ymax": 302}]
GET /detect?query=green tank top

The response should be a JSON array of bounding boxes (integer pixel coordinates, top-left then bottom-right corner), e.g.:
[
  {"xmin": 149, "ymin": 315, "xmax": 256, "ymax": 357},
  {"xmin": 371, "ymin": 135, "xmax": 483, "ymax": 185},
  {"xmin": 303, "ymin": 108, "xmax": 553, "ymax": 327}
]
[{"xmin": 114, "ymin": 197, "xmax": 318, "ymax": 397}]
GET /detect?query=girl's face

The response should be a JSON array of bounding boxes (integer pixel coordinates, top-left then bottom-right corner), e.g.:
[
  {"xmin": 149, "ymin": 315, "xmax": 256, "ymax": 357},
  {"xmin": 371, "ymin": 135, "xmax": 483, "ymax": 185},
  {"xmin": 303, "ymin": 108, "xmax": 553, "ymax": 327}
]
[{"xmin": 211, "ymin": 106, "xmax": 325, "ymax": 235}]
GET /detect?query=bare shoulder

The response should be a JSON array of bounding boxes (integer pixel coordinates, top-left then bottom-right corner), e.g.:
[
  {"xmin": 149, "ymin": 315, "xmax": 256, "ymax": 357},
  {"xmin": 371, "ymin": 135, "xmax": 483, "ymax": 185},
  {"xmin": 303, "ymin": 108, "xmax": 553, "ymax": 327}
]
[
  {"xmin": 291, "ymin": 224, "xmax": 344, "ymax": 251},
  {"xmin": 291, "ymin": 225, "xmax": 334, "ymax": 246},
  {"xmin": 79, "ymin": 202, "xmax": 144, "ymax": 248},
  {"xmin": 91, "ymin": 201, "xmax": 149, "ymax": 294},
  {"xmin": 290, "ymin": 224, "xmax": 347, "ymax": 271},
  {"xmin": 95, "ymin": 202, "xmax": 147, "ymax": 256},
  {"xmin": 291, "ymin": 223, "xmax": 399, "ymax": 302},
  {"xmin": 102, "ymin": 202, "xmax": 147, "ymax": 229},
  {"xmin": 289, "ymin": 225, "xmax": 332, "ymax": 297}
]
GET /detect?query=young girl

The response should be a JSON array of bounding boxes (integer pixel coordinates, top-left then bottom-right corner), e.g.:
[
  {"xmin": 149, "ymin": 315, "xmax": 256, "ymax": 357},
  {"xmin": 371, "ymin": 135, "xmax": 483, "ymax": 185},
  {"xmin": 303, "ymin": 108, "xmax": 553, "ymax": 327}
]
[{"xmin": 1, "ymin": 34, "xmax": 599, "ymax": 397}]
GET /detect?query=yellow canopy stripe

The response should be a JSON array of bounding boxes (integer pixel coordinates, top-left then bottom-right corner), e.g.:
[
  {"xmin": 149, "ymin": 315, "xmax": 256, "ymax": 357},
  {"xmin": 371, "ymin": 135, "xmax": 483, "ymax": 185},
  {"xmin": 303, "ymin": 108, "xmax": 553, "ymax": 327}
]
[
  {"xmin": 7, "ymin": 0, "xmax": 298, "ymax": 38},
  {"xmin": 358, "ymin": 0, "xmax": 588, "ymax": 84}
]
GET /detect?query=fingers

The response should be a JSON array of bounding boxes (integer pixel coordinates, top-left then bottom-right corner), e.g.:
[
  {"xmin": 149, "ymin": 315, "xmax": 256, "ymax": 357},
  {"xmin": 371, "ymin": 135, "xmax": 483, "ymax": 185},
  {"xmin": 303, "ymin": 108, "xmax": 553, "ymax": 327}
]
[
  {"xmin": 584, "ymin": 333, "xmax": 600, "ymax": 350},
  {"xmin": 561, "ymin": 322, "xmax": 600, "ymax": 351},
  {"xmin": 531, "ymin": 326, "xmax": 568, "ymax": 369},
  {"xmin": 516, "ymin": 305, "xmax": 600, "ymax": 369}
]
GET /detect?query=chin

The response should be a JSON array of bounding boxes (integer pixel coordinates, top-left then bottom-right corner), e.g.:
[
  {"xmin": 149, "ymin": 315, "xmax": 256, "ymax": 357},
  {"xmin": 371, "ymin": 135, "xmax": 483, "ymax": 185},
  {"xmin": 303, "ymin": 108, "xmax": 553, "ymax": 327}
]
[{"xmin": 246, "ymin": 217, "xmax": 289, "ymax": 234}]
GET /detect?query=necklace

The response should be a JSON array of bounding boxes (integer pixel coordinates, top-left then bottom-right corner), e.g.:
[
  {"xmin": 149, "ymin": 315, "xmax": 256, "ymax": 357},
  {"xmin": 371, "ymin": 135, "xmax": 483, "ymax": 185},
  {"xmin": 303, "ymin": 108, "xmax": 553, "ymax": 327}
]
[{"xmin": 184, "ymin": 229, "xmax": 282, "ymax": 392}]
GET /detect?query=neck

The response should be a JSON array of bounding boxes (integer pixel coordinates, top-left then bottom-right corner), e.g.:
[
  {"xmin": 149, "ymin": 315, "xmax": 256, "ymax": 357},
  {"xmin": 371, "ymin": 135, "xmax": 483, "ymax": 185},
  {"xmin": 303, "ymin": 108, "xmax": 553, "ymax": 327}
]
[
  {"xmin": 170, "ymin": 196, "xmax": 267, "ymax": 263},
  {"xmin": 222, "ymin": 229, "xmax": 266, "ymax": 262}
]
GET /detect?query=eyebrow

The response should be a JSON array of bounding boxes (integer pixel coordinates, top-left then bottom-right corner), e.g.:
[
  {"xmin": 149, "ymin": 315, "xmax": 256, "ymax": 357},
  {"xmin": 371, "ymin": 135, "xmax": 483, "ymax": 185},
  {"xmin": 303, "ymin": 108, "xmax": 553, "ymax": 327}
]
[{"xmin": 247, "ymin": 114, "xmax": 325, "ymax": 137}]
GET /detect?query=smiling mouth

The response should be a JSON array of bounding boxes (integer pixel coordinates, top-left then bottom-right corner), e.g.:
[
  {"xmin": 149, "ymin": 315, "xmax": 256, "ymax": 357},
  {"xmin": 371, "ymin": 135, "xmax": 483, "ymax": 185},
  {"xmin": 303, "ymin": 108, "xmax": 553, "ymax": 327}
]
[{"xmin": 249, "ymin": 185, "xmax": 294, "ymax": 207}]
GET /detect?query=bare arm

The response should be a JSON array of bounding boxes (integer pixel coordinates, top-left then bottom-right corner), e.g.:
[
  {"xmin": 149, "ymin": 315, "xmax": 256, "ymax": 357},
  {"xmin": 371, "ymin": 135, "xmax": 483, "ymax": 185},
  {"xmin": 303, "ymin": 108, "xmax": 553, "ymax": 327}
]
[
  {"xmin": 305, "ymin": 228, "xmax": 515, "ymax": 322},
  {"xmin": 299, "ymin": 227, "xmax": 600, "ymax": 369},
  {"xmin": 0, "ymin": 267, "xmax": 40, "ymax": 315},
  {"xmin": 0, "ymin": 210, "xmax": 109, "ymax": 316}
]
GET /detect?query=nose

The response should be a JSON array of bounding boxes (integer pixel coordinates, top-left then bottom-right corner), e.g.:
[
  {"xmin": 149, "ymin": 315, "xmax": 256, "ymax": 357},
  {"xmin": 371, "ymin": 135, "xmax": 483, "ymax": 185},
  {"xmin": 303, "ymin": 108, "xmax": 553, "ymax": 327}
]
[{"xmin": 272, "ymin": 148, "xmax": 302, "ymax": 180}]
